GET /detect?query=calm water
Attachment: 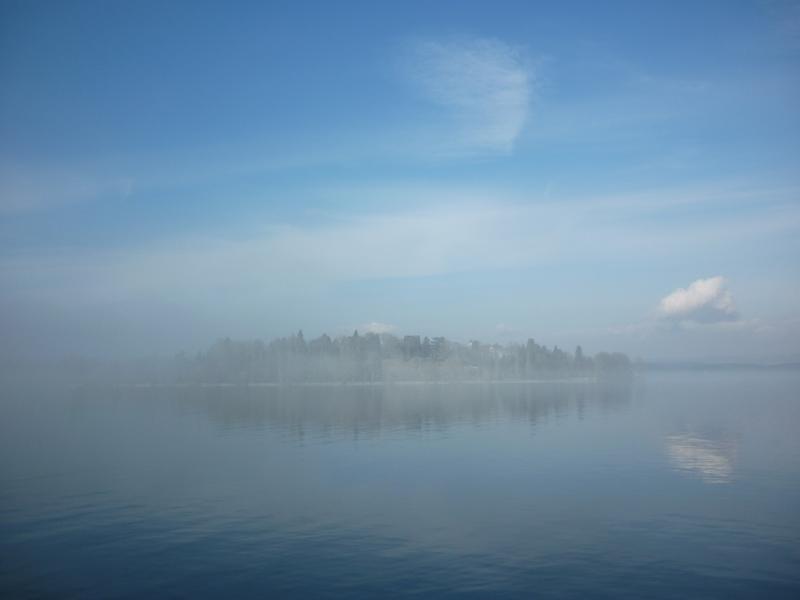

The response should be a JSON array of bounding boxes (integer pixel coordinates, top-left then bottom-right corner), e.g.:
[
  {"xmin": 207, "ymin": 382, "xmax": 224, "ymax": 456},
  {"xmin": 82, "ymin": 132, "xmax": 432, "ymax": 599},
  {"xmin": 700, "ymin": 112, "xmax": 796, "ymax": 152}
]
[{"xmin": 1, "ymin": 372, "xmax": 799, "ymax": 598}]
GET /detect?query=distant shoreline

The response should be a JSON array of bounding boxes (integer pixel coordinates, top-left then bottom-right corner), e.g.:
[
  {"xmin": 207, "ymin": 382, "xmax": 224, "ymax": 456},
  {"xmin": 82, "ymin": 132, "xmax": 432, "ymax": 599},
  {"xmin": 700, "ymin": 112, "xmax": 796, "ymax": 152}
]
[
  {"xmin": 116, "ymin": 377, "xmax": 601, "ymax": 388},
  {"xmin": 642, "ymin": 362, "xmax": 800, "ymax": 372}
]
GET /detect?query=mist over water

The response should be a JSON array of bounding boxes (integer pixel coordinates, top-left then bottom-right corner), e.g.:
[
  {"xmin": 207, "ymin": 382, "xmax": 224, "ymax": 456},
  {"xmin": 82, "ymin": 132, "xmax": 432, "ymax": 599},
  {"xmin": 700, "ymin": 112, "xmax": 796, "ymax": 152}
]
[
  {"xmin": 2, "ymin": 372, "xmax": 798, "ymax": 598},
  {"xmin": 2, "ymin": 2, "xmax": 800, "ymax": 597}
]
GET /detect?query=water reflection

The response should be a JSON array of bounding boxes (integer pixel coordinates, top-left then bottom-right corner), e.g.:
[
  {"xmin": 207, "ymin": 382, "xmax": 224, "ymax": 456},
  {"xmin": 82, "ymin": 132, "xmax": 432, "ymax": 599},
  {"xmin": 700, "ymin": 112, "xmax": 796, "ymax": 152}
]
[
  {"xmin": 5, "ymin": 374, "xmax": 800, "ymax": 599},
  {"xmin": 664, "ymin": 432, "xmax": 737, "ymax": 484},
  {"xmin": 126, "ymin": 380, "xmax": 634, "ymax": 439}
]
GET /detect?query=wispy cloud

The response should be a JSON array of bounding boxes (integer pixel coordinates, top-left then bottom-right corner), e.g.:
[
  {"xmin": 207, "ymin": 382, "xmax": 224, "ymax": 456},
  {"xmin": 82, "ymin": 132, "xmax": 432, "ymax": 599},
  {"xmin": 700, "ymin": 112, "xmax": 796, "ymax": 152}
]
[
  {"xmin": 1, "ymin": 36, "xmax": 533, "ymax": 214},
  {"xmin": 4, "ymin": 183, "xmax": 799, "ymax": 308},
  {"xmin": 402, "ymin": 35, "xmax": 533, "ymax": 155},
  {"xmin": 3, "ymin": 179, "xmax": 799, "ymax": 360},
  {"xmin": 1, "ymin": 203, "xmax": 546, "ymax": 306},
  {"xmin": 0, "ymin": 165, "xmax": 134, "ymax": 214},
  {"xmin": 658, "ymin": 276, "xmax": 738, "ymax": 324}
]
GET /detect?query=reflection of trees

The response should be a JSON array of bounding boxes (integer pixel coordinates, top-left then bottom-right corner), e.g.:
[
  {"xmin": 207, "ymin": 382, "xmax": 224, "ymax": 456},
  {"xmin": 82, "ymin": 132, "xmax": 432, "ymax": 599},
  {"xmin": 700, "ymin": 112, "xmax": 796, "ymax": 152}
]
[
  {"xmin": 597, "ymin": 379, "xmax": 636, "ymax": 413},
  {"xmin": 132, "ymin": 381, "xmax": 634, "ymax": 438}
]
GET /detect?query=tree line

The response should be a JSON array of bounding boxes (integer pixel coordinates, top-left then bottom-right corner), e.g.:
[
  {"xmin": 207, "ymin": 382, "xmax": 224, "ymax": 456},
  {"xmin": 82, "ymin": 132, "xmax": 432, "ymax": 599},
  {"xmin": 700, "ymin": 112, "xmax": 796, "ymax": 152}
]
[{"xmin": 163, "ymin": 330, "xmax": 632, "ymax": 384}]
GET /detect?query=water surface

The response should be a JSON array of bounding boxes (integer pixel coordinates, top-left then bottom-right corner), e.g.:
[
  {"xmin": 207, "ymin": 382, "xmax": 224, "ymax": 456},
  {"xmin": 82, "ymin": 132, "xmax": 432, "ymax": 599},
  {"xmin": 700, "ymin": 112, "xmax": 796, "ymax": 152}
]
[{"xmin": 1, "ymin": 372, "xmax": 799, "ymax": 598}]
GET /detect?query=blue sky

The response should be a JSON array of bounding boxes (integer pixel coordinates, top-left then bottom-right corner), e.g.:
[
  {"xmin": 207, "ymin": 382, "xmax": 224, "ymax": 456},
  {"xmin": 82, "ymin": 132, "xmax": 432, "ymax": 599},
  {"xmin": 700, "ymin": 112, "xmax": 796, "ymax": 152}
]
[{"xmin": 1, "ymin": 0, "xmax": 799, "ymax": 361}]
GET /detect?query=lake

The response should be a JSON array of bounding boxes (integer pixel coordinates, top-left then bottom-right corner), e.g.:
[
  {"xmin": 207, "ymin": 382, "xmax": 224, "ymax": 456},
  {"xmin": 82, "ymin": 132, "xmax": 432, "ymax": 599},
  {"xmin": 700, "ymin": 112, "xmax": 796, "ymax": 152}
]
[{"xmin": 1, "ymin": 372, "xmax": 799, "ymax": 598}]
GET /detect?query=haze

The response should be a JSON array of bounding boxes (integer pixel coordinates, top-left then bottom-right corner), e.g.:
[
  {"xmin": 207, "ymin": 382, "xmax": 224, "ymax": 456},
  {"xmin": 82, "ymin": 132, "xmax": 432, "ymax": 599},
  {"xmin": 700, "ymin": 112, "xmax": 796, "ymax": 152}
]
[{"xmin": 1, "ymin": 1, "xmax": 799, "ymax": 364}]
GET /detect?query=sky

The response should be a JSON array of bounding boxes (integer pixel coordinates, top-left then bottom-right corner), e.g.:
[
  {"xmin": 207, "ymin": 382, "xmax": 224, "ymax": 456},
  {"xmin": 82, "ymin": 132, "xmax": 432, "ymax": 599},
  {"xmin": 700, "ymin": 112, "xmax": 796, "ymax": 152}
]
[{"xmin": 1, "ymin": 0, "xmax": 799, "ymax": 362}]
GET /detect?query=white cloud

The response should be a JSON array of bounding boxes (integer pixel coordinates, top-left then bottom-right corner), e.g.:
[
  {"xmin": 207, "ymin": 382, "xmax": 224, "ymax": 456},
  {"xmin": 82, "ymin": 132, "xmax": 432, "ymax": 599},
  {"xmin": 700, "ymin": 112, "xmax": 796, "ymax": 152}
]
[
  {"xmin": 403, "ymin": 36, "xmax": 532, "ymax": 154},
  {"xmin": 3, "ymin": 184, "xmax": 800, "ymax": 359},
  {"xmin": 361, "ymin": 322, "xmax": 397, "ymax": 335},
  {"xmin": 658, "ymin": 276, "xmax": 738, "ymax": 323}
]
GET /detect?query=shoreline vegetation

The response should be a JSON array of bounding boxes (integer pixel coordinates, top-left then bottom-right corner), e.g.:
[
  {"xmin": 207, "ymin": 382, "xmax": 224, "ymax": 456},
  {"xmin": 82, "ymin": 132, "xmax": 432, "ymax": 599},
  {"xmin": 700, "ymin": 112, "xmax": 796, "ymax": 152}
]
[{"xmin": 17, "ymin": 330, "xmax": 634, "ymax": 385}]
